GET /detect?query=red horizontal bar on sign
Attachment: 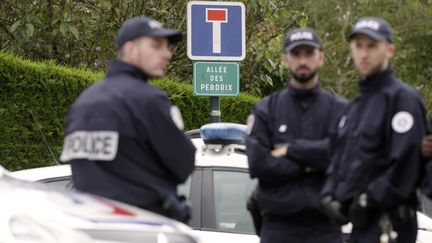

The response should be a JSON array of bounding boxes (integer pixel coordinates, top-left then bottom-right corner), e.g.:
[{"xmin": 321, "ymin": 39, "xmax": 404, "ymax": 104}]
[{"xmin": 207, "ymin": 9, "xmax": 227, "ymax": 22}]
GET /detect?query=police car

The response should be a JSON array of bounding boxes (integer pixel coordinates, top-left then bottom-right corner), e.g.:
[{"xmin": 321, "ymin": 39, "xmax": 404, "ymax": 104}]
[
  {"xmin": 11, "ymin": 123, "xmax": 432, "ymax": 243},
  {"xmin": 0, "ymin": 167, "xmax": 197, "ymax": 243}
]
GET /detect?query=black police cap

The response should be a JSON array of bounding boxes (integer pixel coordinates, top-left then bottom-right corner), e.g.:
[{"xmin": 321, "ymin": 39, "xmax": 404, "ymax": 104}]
[
  {"xmin": 284, "ymin": 28, "xmax": 322, "ymax": 52},
  {"xmin": 116, "ymin": 16, "xmax": 182, "ymax": 49},
  {"xmin": 349, "ymin": 17, "xmax": 393, "ymax": 43}
]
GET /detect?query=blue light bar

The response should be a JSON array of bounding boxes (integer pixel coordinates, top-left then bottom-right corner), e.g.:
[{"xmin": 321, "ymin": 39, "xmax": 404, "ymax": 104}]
[{"xmin": 200, "ymin": 123, "xmax": 247, "ymax": 145}]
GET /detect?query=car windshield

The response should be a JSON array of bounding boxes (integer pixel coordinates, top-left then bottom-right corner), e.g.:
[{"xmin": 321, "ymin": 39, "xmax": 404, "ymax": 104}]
[{"xmin": 213, "ymin": 170, "xmax": 257, "ymax": 234}]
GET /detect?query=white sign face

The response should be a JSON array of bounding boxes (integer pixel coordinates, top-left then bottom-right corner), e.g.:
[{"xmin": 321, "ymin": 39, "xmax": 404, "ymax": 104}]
[
  {"xmin": 206, "ymin": 8, "xmax": 228, "ymax": 54},
  {"xmin": 391, "ymin": 111, "xmax": 414, "ymax": 133},
  {"xmin": 60, "ymin": 131, "xmax": 119, "ymax": 161},
  {"xmin": 187, "ymin": 1, "xmax": 245, "ymax": 61}
]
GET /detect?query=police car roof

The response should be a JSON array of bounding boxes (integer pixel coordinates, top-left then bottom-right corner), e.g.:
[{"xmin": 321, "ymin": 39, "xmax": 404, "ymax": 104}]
[
  {"xmin": 191, "ymin": 138, "xmax": 248, "ymax": 169},
  {"xmin": 11, "ymin": 135, "xmax": 249, "ymax": 182},
  {"xmin": 11, "ymin": 164, "xmax": 72, "ymax": 182}
]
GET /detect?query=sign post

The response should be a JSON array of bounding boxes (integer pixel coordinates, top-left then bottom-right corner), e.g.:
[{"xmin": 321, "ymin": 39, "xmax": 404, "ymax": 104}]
[{"xmin": 187, "ymin": 1, "xmax": 245, "ymax": 123}]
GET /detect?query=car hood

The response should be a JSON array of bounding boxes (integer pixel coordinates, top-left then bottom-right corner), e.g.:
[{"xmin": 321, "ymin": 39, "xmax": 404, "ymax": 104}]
[{"xmin": 0, "ymin": 167, "xmax": 196, "ymax": 242}]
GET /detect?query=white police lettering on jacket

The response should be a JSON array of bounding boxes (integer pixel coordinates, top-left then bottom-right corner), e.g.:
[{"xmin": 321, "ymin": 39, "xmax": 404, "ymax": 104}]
[
  {"xmin": 62, "ymin": 60, "xmax": 196, "ymax": 207},
  {"xmin": 60, "ymin": 131, "xmax": 119, "ymax": 161}
]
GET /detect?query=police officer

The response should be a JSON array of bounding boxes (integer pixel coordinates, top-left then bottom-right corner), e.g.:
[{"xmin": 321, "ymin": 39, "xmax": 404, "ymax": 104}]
[
  {"xmin": 246, "ymin": 28, "xmax": 346, "ymax": 243},
  {"xmin": 321, "ymin": 17, "xmax": 428, "ymax": 243},
  {"xmin": 60, "ymin": 16, "xmax": 196, "ymax": 221}
]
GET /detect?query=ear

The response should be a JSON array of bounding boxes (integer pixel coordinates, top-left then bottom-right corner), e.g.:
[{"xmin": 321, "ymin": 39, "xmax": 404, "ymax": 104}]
[
  {"xmin": 386, "ymin": 43, "xmax": 395, "ymax": 59},
  {"xmin": 318, "ymin": 50, "xmax": 325, "ymax": 67}
]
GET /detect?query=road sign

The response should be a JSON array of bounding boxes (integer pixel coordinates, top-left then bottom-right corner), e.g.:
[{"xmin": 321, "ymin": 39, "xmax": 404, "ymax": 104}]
[
  {"xmin": 187, "ymin": 1, "xmax": 245, "ymax": 61},
  {"xmin": 193, "ymin": 62, "xmax": 239, "ymax": 96}
]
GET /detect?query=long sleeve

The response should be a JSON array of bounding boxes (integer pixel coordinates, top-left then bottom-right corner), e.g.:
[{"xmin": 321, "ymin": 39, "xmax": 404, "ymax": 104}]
[
  {"xmin": 143, "ymin": 95, "xmax": 196, "ymax": 184},
  {"xmin": 287, "ymin": 138, "xmax": 330, "ymax": 170},
  {"xmin": 367, "ymin": 91, "xmax": 427, "ymax": 208},
  {"xmin": 246, "ymin": 99, "xmax": 304, "ymax": 183}
]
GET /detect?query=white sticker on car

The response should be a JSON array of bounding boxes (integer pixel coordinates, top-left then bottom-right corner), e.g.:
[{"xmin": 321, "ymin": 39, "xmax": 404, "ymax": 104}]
[
  {"xmin": 391, "ymin": 111, "xmax": 414, "ymax": 134},
  {"xmin": 60, "ymin": 131, "xmax": 119, "ymax": 161}
]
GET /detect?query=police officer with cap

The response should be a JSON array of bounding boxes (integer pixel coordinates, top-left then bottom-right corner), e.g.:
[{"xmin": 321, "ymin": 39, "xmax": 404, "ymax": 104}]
[
  {"xmin": 246, "ymin": 27, "xmax": 346, "ymax": 243},
  {"xmin": 321, "ymin": 17, "xmax": 428, "ymax": 243},
  {"xmin": 60, "ymin": 16, "xmax": 196, "ymax": 221}
]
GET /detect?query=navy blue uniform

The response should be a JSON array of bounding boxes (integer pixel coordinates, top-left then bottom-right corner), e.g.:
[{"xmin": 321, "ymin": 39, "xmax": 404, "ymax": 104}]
[
  {"xmin": 322, "ymin": 67, "xmax": 428, "ymax": 243},
  {"xmin": 246, "ymin": 83, "xmax": 346, "ymax": 243},
  {"xmin": 421, "ymin": 129, "xmax": 432, "ymax": 198},
  {"xmin": 421, "ymin": 158, "xmax": 432, "ymax": 198},
  {"xmin": 61, "ymin": 60, "xmax": 196, "ymax": 212}
]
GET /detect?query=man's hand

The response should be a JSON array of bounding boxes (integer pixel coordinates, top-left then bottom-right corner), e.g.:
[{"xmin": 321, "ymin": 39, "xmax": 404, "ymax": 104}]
[
  {"xmin": 320, "ymin": 195, "xmax": 349, "ymax": 226},
  {"xmin": 271, "ymin": 144, "xmax": 289, "ymax": 157},
  {"xmin": 422, "ymin": 135, "xmax": 432, "ymax": 158},
  {"xmin": 349, "ymin": 193, "xmax": 370, "ymax": 228}
]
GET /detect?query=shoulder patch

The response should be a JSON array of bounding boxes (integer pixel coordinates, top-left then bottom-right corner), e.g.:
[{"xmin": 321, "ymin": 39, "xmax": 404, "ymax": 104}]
[
  {"xmin": 60, "ymin": 131, "xmax": 119, "ymax": 161},
  {"xmin": 170, "ymin": 106, "xmax": 184, "ymax": 130},
  {"xmin": 391, "ymin": 111, "xmax": 414, "ymax": 133},
  {"xmin": 246, "ymin": 114, "xmax": 255, "ymax": 135}
]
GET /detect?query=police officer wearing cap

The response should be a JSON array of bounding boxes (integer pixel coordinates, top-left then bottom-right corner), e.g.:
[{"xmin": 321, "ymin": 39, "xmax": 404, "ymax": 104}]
[
  {"xmin": 246, "ymin": 28, "xmax": 346, "ymax": 243},
  {"xmin": 60, "ymin": 16, "xmax": 196, "ymax": 221},
  {"xmin": 321, "ymin": 17, "xmax": 428, "ymax": 243}
]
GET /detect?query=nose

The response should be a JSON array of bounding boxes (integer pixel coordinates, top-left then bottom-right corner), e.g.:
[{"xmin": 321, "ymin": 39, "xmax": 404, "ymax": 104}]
[
  {"xmin": 298, "ymin": 55, "xmax": 308, "ymax": 65},
  {"xmin": 358, "ymin": 47, "xmax": 368, "ymax": 60}
]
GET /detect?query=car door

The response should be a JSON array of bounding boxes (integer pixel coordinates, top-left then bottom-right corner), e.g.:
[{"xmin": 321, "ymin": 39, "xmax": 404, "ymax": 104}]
[{"xmin": 196, "ymin": 167, "xmax": 259, "ymax": 243}]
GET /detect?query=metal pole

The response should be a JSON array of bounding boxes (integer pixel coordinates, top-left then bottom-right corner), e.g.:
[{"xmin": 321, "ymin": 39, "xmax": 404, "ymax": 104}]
[
  {"xmin": 210, "ymin": 96, "xmax": 220, "ymax": 123},
  {"xmin": 209, "ymin": 0, "xmax": 220, "ymax": 123}
]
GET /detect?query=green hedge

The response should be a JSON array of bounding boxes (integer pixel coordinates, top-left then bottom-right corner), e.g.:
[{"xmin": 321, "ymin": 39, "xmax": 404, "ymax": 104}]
[{"xmin": 0, "ymin": 52, "xmax": 259, "ymax": 171}]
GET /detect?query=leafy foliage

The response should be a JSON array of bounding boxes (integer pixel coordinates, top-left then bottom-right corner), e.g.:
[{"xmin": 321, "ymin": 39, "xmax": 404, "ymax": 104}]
[
  {"xmin": 0, "ymin": 52, "xmax": 258, "ymax": 171},
  {"xmin": 1, "ymin": 0, "xmax": 432, "ymax": 170},
  {"xmin": 1, "ymin": 0, "xmax": 431, "ymax": 105}
]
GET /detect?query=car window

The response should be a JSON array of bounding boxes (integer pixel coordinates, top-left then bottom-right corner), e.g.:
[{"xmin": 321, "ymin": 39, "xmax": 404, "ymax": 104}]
[
  {"xmin": 421, "ymin": 194, "xmax": 432, "ymax": 218},
  {"xmin": 213, "ymin": 170, "xmax": 257, "ymax": 234}
]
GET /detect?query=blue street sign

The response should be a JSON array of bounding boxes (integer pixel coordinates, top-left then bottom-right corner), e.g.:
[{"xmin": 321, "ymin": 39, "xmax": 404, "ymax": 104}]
[{"xmin": 187, "ymin": 1, "xmax": 245, "ymax": 61}]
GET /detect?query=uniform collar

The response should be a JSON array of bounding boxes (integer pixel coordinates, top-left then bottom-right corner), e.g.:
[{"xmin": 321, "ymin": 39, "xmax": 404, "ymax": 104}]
[
  {"xmin": 288, "ymin": 81, "xmax": 320, "ymax": 99},
  {"xmin": 105, "ymin": 59, "xmax": 149, "ymax": 82},
  {"xmin": 359, "ymin": 65, "xmax": 394, "ymax": 94}
]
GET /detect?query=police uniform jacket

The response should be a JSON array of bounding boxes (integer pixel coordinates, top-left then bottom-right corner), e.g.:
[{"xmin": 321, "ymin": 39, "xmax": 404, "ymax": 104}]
[
  {"xmin": 322, "ymin": 66, "xmax": 428, "ymax": 209},
  {"xmin": 61, "ymin": 60, "xmax": 196, "ymax": 207},
  {"xmin": 246, "ymin": 83, "xmax": 347, "ymax": 217}
]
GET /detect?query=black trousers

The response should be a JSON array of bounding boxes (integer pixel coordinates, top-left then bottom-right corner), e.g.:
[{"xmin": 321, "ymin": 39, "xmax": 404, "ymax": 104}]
[
  {"xmin": 260, "ymin": 214, "xmax": 343, "ymax": 243},
  {"xmin": 350, "ymin": 214, "xmax": 417, "ymax": 243}
]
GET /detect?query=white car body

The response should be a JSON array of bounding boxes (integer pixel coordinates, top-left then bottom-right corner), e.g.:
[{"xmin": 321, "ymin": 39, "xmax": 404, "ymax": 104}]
[
  {"xmin": 11, "ymin": 136, "xmax": 432, "ymax": 243},
  {"xmin": 1, "ymin": 167, "xmax": 197, "ymax": 243}
]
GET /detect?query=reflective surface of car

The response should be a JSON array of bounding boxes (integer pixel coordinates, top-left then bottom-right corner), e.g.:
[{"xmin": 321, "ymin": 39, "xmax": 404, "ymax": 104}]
[
  {"xmin": 11, "ymin": 123, "xmax": 432, "ymax": 243},
  {"xmin": 1, "ymin": 167, "xmax": 197, "ymax": 243}
]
